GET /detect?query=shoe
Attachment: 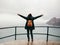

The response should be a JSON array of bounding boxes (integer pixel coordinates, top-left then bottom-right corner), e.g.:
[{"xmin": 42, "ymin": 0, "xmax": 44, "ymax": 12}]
[
  {"xmin": 31, "ymin": 39, "xmax": 33, "ymax": 42},
  {"xmin": 28, "ymin": 39, "xmax": 30, "ymax": 42}
]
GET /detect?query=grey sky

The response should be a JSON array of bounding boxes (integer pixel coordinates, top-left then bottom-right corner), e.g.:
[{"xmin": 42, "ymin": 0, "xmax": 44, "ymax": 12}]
[{"xmin": 0, "ymin": 0, "xmax": 60, "ymax": 27}]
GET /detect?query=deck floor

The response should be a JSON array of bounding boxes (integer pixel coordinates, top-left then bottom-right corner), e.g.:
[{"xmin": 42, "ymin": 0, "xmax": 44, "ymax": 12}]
[{"xmin": 0, "ymin": 40, "xmax": 60, "ymax": 45}]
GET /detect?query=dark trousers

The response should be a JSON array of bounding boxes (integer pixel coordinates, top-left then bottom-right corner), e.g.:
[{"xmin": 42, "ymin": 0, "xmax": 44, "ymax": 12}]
[{"xmin": 27, "ymin": 29, "xmax": 33, "ymax": 41}]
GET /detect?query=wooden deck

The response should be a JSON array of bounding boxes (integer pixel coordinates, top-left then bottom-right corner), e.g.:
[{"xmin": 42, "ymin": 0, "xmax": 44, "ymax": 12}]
[{"xmin": 0, "ymin": 40, "xmax": 60, "ymax": 45}]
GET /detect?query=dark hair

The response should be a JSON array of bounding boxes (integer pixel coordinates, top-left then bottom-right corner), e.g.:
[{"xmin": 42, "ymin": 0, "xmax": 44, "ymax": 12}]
[{"xmin": 28, "ymin": 13, "xmax": 32, "ymax": 17}]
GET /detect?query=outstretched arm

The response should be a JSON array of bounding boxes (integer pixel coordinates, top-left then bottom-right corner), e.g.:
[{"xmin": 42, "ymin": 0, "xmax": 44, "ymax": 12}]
[
  {"xmin": 33, "ymin": 14, "xmax": 43, "ymax": 20},
  {"xmin": 17, "ymin": 14, "xmax": 27, "ymax": 19}
]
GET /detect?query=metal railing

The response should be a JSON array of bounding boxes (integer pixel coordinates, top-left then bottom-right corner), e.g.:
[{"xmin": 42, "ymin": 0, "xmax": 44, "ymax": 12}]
[{"xmin": 0, "ymin": 26, "xmax": 60, "ymax": 42}]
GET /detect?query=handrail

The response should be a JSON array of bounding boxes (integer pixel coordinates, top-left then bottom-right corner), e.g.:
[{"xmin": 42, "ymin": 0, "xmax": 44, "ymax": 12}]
[
  {"xmin": 0, "ymin": 26, "xmax": 60, "ymax": 29},
  {"xmin": 0, "ymin": 26, "xmax": 60, "ymax": 42}
]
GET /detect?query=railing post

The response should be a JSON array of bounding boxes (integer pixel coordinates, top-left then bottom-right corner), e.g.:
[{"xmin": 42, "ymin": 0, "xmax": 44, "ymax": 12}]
[
  {"xmin": 15, "ymin": 27, "xmax": 17, "ymax": 40},
  {"xmin": 46, "ymin": 26, "xmax": 49, "ymax": 42}
]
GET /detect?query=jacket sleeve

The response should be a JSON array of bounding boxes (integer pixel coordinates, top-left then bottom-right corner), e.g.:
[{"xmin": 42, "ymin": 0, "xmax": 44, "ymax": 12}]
[
  {"xmin": 33, "ymin": 15, "xmax": 43, "ymax": 20},
  {"xmin": 17, "ymin": 14, "xmax": 27, "ymax": 19}
]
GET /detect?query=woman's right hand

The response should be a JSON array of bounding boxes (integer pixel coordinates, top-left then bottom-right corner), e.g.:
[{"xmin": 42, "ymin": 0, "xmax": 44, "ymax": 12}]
[{"xmin": 40, "ymin": 14, "xmax": 43, "ymax": 17}]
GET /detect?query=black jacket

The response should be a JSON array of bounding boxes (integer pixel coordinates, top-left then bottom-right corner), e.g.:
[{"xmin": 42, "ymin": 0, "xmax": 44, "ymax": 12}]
[{"xmin": 18, "ymin": 14, "xmax": 43, "ymax": 30}]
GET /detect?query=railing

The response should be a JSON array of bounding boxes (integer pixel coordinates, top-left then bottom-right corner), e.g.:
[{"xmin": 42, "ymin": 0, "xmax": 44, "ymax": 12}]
[{"xmin": 0, "ymin": 26, "xmax": 60, "ymax": 42}]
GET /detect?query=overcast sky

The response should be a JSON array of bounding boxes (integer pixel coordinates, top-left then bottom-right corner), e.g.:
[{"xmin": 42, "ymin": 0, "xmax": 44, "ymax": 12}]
[{"xmin": 0, "ymin": 0, "xmax": 60, "ymax": 27}]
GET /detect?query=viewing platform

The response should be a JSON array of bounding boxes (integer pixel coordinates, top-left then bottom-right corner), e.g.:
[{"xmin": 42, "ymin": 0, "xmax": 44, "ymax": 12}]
[
  {"xmin": 0, "ymin": 26, "xmax": 60, "ymax": 45},
  {"xmin": 0, "ymin": 40, "xmax": 60, "ymax": 45}
]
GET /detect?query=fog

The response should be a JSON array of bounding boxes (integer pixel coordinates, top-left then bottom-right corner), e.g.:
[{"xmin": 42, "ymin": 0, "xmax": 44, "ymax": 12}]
[{"xmin": 0, "ymin": 0, "xmax": 60, "ymax": 27}]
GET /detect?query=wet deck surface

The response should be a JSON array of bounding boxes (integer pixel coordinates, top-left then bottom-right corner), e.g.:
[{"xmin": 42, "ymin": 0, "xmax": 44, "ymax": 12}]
[{"xmin": 0, "ymin": 40, "xmax": 60, "ymax": 45}]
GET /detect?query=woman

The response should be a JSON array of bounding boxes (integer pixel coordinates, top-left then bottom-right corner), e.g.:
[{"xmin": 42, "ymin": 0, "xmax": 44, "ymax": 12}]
[{"xmin": 17, "ymin": 13, "xmax": 43, "ymax": 42}]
